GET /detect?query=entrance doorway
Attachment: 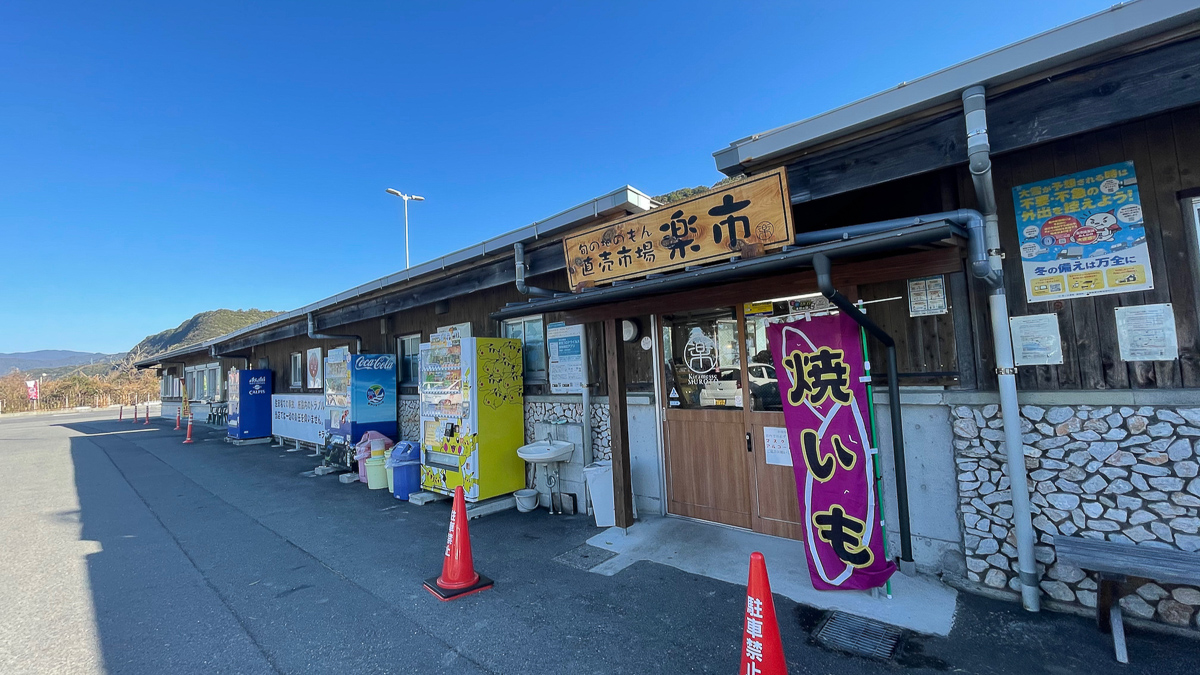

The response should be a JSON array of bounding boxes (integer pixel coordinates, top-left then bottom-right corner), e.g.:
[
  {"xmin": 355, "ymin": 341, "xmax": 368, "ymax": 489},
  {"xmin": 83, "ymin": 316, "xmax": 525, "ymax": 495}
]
[{"xmin": 658, "ymin": 303, "xmax": 809, "ymax": 538}]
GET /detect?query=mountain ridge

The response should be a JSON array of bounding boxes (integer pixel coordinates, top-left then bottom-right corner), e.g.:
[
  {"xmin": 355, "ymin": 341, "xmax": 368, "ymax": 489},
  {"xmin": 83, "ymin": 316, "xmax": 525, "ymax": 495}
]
[
  {"xmin": 130, "ymin": 309, "xmax": 283, "ymax": 359},
  {"xmin": 0, "ymin": 350, "xmax": 118, "ymax": 375}
]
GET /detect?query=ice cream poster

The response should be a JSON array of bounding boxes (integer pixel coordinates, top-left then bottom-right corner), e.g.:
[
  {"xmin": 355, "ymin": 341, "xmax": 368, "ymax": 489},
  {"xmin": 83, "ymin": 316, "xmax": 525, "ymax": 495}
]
[
  {"xmin": 766, "ymin": 312, "xmax": 895, "ymax": 591},
  {"xmin": 1013, "ymin": 161, "xmax": 1152, "ymax": 303}
]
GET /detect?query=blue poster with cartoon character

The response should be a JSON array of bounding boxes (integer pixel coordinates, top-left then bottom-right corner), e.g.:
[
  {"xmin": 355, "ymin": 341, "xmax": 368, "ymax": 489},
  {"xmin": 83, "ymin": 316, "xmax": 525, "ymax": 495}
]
[{"xmin": 1012, "ymin": 161, "xmax": 1153, "ymax": 303}]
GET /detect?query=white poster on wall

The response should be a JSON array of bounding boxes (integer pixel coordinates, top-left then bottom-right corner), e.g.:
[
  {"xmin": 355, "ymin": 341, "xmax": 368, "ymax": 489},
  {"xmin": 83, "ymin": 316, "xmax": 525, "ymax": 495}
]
[
  {"xmin": 1115, "ymin": 304, "xmax": 1178, "ymax": 361},
  {"xmin": 271, "ymin": 394, "xmax": 327, "ymax": 444},
  {"xmin": 1009, "ymin": 314, "xmax": 1064, "ymax": 366},
  {"xmin": 547, "ymin": 322, "xmax": 587, "ymax": 394},
  {"xmin": 763, "ymin": 426, "xmax": 793, "ymax": 467},
  {"xmin": 907, "ymin": 275, "xmax": 948, "ymax": 317},
  {"xmin": 306, "ymin": 347, "xmax": 323, "ymax": 389}
]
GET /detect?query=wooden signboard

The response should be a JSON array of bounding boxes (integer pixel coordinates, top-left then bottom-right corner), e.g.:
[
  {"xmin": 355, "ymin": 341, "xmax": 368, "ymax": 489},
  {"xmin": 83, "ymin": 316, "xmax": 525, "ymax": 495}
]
[{"xmin": 564, "ymin": 167, "xmax": 793, "ymax": 289}]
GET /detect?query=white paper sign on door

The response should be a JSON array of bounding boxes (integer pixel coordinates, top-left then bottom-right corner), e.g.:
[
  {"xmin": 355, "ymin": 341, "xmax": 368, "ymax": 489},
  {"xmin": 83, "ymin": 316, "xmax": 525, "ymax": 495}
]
[{"xmin": 763, "ymin": 426, "xmax": 792, "ymax": 467}]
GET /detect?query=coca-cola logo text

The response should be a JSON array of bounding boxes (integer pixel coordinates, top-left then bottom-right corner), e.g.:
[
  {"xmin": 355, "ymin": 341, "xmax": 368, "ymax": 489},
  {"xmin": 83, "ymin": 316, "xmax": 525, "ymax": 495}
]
[{"xmin": 355, "ymin": 355, "xmax": 395, "ymax": 370}]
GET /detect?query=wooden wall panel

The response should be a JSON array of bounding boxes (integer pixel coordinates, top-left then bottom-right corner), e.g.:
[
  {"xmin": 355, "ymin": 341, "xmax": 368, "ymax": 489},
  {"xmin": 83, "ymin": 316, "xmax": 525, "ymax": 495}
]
[{"xmin": 978, "ymin": 106, "xmax": 1200, "ymax": 390}]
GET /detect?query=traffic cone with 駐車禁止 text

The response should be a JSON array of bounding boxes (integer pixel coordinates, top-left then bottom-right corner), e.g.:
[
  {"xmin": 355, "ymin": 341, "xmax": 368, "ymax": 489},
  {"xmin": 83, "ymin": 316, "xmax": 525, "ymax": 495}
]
[
  {"xmin": 739, "ymin": 552, "xmax": 787, "ymax": 675},
  {"xmin": 424, "ymin": 486, "xmax": 493, "ymax": 601}
]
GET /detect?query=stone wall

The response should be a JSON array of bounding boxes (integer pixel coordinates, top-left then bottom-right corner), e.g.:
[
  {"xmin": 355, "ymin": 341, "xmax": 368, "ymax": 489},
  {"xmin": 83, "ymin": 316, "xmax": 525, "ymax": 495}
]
[
  {"xmin": 397, "ymin": 394, "xmax": 613, "ymax": 458},
  {"xmin": 524, "ymin": 398, "xmax": 612, "ymax": 460},
  {"xmin": 953, "ymin": 403, "xmax": 1200, "ymax": 630},
  {"xmin": 398, "ymin": 396, "xmax": 420, "ymax": 442}
]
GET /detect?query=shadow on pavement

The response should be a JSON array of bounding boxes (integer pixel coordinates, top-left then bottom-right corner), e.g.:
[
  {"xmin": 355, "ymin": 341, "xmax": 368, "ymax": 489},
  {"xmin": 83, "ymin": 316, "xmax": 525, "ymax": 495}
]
[{"xmin": 58, "ymin": 417, "xmax": 1198, "ymax": 675}]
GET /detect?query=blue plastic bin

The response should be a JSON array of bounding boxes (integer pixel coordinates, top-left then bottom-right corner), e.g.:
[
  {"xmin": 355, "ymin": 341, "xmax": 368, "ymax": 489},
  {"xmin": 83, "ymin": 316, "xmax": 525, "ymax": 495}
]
[
  {"xmin": 386, "ymin": 441, "xmax": 422, "ymax": 501},
  {"xmin": 392, "ymin": 463, "xmax": 421, "ymax": 500}
]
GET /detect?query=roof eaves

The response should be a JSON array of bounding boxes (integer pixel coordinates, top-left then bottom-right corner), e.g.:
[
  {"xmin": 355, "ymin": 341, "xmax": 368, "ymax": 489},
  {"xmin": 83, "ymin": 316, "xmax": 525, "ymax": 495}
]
[
  {"xmin": 714, "ymin": 0, "xmax": 1200, "ymax": 175},
  {"xmin": 144, "ymin": 185, "xmax": 654, "ymax": 361}
]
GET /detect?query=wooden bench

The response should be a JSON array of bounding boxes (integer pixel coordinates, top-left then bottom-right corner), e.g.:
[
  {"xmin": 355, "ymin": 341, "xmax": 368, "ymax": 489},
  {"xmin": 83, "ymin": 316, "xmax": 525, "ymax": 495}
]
[{"xmin": 1054, "ymin": 535, "xmax": 1200, "ymax": 664}]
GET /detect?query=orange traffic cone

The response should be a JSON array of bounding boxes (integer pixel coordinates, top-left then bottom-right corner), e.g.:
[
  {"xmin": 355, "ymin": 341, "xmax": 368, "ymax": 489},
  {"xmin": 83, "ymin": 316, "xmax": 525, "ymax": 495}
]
[
  {"xmin": 739, "ymin": 552, "xmax": 787, "ymax": 675},
  {"xmin": 144, "ymin": 405, "xmax": 150, "ymax": 425},
  {"xmin": 133, "ymin": 405, "xmax": 139, "ymax": 424},
  {"xmin": 174, "ymin": 408, "xmax": 181, "ymax": 430},
  {"xmin": 182, "ymin": 417, "xmax": 194, "ymax": 444},
  {"xmin": 424, "ymin": 486, "xmax": 493, "ymax": 601}
]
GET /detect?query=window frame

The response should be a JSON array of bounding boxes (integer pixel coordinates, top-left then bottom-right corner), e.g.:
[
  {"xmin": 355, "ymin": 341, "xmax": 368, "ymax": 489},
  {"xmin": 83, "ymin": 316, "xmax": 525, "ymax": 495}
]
[
  {"xmin": 503, "ymin": 315, "xmax": 548, "ymax": 383},
  {"xmin": 397, "ymin": 333, "xmax": 421, "ymax": 386},
  {"xmin": 290, "ymin": 352, "xmax": 303, "ymax": 388}
]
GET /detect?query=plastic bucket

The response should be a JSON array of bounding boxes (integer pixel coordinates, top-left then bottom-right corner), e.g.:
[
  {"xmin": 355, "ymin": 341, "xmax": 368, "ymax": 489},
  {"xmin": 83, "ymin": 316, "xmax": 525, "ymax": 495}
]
[
  {"xmin": 370, "ymin": 438, "xmax": 387, "ymax": 457},
  {"xmin": 392, "ymin": 463, "xmax": 420, "ymax": 500},
  {"xmin": 365, "ymin": 457, "xmax": 388, "ymax": 490},
  {"xmin": 514, "ymin": 488, "xmax": 539, "ymax": 513}
]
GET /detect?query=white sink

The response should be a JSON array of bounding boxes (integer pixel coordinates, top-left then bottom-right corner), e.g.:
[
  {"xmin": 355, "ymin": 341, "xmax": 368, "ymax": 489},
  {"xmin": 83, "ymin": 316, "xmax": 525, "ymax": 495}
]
[{"xmin": 517, "ymin": 440, "xmax": 575, "ymax": 463}]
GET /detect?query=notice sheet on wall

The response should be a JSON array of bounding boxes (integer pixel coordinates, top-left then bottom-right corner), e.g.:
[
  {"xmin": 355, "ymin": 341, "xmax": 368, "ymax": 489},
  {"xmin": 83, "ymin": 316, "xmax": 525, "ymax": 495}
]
[
  {"xmin": 762, "ymin": 426, "xmax": 792, "ymax": 467},
  {"xmin": 1115, "ymin": 304, "xmax": 1178, "ymax": 361},
  {"xmin": 547, "ymin": 322, "xmax": 587, "ymax": 394},
  {"xmin": 907, "ymin": 275, "xmax": 948, "ymax": 317},
  {"xmin": 1009, "ymin": 314, "xmax": 1064, "ymax": 366}
]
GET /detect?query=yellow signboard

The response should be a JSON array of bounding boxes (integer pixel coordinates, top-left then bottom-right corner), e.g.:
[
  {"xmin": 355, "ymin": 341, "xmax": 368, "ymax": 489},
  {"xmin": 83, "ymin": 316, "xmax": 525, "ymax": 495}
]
[{"xmin": 564, "ymin": 167, "xmax": 793, "ymax": 289}]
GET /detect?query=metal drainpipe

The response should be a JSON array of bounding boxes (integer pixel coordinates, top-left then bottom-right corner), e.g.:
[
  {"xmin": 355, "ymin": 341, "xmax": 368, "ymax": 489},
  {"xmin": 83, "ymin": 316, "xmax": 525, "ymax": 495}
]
[
  {"xmin": 813, "ymin": 252, "xmax": 915, "ymax": 573},
  {"xmin": 963, "ymin": 85, "xmax": 1040, "ymax": 612},
  {"xmin": 514, "ymin": 242, "xmax": 557, "ymax": 297},
  {"xmin": 307, "ymin": 312, "xmax": 362, "ymax": 353}
]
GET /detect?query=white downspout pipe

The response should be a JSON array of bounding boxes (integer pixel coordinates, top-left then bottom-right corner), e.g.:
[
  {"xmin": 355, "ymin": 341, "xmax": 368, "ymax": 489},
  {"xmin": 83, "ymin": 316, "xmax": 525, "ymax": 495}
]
[{"xmin": 963, "ymin": 85, "xmax": 1040, "ymax": 612}]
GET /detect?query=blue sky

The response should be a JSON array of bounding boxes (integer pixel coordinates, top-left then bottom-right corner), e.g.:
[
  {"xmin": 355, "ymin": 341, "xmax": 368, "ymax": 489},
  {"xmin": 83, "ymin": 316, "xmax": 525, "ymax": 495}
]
[{"xmin": 1, "ymin": 0, "xmax": 1113, "ymax": 353}]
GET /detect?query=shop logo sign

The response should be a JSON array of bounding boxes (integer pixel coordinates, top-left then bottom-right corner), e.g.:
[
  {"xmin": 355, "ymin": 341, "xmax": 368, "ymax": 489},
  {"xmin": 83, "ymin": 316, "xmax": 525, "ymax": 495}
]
[
  {"xmin": 684, "ymin": 327, "xmax": 717, "ymax": 374},
  {"xmin": 366, "ymin": 384, "xmax": 386, "ymax": 406}
]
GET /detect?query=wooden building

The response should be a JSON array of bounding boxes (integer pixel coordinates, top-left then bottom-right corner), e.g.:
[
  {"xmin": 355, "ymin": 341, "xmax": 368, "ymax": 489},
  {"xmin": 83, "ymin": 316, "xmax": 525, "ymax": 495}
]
[{"xmin": 140, "ymin": 1, "xmax": 1200, "ymax": 631}]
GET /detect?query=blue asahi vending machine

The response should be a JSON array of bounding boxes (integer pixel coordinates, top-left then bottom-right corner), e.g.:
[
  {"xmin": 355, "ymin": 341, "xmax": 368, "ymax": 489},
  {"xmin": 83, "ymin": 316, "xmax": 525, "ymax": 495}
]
[
  {"xmin": 323, "ymin": 349, "xmax": 397, "ymax": 446},
  {"xmin": 227, "ymin": 369, "xmax": 273, "ymax": 440}
]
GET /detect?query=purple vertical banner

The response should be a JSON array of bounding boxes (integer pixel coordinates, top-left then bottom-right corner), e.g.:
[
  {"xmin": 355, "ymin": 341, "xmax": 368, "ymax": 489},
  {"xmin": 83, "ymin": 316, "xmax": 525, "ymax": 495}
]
[{"xmin": 767, "ymin": 311, "xmax": 895, "ymax": 591}]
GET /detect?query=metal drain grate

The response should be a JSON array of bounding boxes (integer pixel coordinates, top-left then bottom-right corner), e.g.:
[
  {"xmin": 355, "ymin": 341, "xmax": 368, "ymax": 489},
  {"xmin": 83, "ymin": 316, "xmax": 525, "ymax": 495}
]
[
  {"xmin": 813, "ymin": 611, "xmax": 903, "ymax": 661},
  {"xmin": 552, "ymin": 544, "xmax": 618, "ymax": 571}
]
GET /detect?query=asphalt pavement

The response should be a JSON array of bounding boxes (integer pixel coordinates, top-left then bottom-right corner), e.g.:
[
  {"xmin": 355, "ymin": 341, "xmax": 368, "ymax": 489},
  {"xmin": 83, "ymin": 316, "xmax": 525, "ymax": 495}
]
[{"xmin": 0, "ymin": 410, "xmax": 1196, "ymax": 674}]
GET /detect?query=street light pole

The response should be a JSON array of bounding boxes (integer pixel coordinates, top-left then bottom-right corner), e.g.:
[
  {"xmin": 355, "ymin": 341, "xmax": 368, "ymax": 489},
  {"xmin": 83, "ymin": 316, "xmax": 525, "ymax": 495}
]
[{"xmin": 385, "ymin": 189, "xmax": 425, "ymax": 269}]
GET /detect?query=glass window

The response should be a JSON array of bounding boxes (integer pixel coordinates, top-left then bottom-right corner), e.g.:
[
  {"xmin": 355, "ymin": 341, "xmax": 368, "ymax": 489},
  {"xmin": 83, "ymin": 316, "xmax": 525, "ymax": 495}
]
[
  {"xmin": 397, "ymin": 334, "xmax": 421, "ymax": 385},
  {"xmin": 290, "ymin": 352, "xmax": 303, "ymax": 387},
  {"xmin": 503, "ymin": 316, "xmax": 547, "ymax": 382},
  {"xmin": 743, "ymin": 293, "xmax": 834, "ymax": 411},
  {"xmin": 661, "ymin": 308, "xmax": 741, "ymax": 409}
]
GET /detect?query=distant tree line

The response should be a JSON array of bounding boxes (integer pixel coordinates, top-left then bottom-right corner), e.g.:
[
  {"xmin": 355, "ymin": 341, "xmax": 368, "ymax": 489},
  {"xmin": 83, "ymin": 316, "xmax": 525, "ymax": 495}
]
[{"xmin": 0, "ymin": 354, "xmax": 160, "ymax": 413}]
